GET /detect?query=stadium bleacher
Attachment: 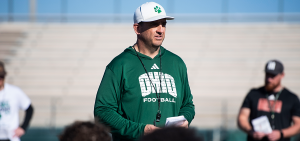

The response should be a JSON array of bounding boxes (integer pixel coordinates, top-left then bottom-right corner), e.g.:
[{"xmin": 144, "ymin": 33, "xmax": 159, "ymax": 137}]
[{"xmin": 0, "ymin": 23, "xmax": 299, "ymax": 131}]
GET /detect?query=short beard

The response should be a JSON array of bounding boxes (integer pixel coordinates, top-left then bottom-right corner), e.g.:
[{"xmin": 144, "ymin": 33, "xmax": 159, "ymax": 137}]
[{"xmin": 265, "ymin": 81, "xmax": 280, "ymax": 92}]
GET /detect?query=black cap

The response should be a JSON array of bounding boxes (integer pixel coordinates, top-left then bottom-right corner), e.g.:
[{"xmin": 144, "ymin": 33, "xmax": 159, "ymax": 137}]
[{"xmin": 264, "ymin": 60, "xmax": 284, "ymax": 75}]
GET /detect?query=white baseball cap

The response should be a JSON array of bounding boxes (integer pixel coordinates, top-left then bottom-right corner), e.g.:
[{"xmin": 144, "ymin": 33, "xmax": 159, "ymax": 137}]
[{"xmin": 134, "ymin": 2, "xmax": 174, "ymax": 24}]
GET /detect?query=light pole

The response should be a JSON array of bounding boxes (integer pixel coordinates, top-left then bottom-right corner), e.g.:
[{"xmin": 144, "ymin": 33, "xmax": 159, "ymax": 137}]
[
  {"xmin": 29, "ymin": 0, "xmax": 36, "ymax": 22},
  {"xmin": 61, "ymin": 0, "xmax": 68, "ymax": 22},
  {"xmin": 222, "ymin": 0, "xmax": 229, "ymax": 23},
  {"xmin": 8, "ymin": 0, "xmax": 13, "ymax": 22},
  {"xmin": 278, "ymin": 0, "xmax": 284, "ymax": 22},
  {"xmin": 114, "ymin": 0, "xmax": 121, "ymax": 23}
]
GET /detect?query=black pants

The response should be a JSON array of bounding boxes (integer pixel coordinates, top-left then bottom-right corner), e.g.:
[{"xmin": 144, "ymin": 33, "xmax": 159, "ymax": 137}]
[{"xmin": 0, "ymin": 139, "xmax": 10, "ymax": 141}]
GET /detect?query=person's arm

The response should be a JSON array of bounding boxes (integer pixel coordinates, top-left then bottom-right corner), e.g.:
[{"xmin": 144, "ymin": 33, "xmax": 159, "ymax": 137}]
[
  {"xmin": 238, "ymin": 108, "xmax": 253, "ymax": 134},
  {"xmin": 14, "ymin": 104, "xmax": 34, "ymax": 137},
  {"xmin": 21, "ymin": 104, "xmax": 34, "ymax": 131},
  {"xmin": 280, "ymin": 96, "xmax": 300, "ymax": 139},
  {"xmin": 268, "ymin": 95, "xmax": 300, "ymax": 141},
  {"xmin": 94, "ymin": 67, "xmax": 146, "ymax": 140},
  {"xmin": 267, "ymin": 116, "xmax": 300, "ymax": 141},
  {"xmin": 238, "ymin": 107, "xmax": 267, "ymax": 140},
  {"xmin": 281, "ymin": 116, "xmax": 300, "ymax": 138},
  {"xmin": 178, "ymin": 65, "xmax": 195, "ymax": 126}
]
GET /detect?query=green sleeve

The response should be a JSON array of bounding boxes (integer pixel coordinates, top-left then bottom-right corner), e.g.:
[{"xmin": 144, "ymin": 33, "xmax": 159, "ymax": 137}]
[
  {"xmin": 178, "ymin": 66, "xmax": 195, "ymax": 125},
  {"xmin": 94, "ymin": 67, "xmax": 146, "ymax": 140}
]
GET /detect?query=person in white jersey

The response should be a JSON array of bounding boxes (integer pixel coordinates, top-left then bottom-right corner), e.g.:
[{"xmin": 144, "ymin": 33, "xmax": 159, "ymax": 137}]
[{"xmin": 0, "ymin": 61, "xmax": 34, "ymax": 141}]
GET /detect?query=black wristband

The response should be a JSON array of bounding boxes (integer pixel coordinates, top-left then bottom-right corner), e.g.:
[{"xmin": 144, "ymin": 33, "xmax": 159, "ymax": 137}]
[
  {"xmin": 21, "ymin": 104, "xmax": 34, "ymax": 131},
  {"xmin": 248, "ymin": 129, "xmax": 255, "ymax": 135},
  {"xmin": 280, "ymin": 130, "xmax": 284, "ymax": 140}
]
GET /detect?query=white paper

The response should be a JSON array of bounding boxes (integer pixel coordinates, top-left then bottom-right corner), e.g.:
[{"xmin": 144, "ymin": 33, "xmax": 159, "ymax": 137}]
[
  {"xmin": 251, "ymin": 116, "xmax": 272, "ymax": 134},
  {"xmin": 165, "ymin": 116, "xmax": 186, "ymax": 127}
]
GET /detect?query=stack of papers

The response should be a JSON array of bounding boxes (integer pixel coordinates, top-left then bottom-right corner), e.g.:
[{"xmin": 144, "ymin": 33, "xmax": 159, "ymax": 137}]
[
  {"xmin": 165, "ymin": 116, "xmax": 186, "ymax": 127},
  {"xmin": 251, "ymin": 116, "xmax": 272, "ymax": 134}
]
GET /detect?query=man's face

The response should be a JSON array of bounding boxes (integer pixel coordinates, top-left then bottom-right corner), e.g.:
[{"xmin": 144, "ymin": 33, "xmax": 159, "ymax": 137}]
[
  {"xmin": 138, "ymin": 19, "xmax": 167, "ymax": 48},
  {"xmin": 265, "ymin": 73, "xmax": 283, "ymax": 91}
]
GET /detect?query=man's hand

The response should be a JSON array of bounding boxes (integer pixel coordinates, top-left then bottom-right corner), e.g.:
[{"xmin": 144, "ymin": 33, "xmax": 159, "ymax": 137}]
[
  {"xmin": 144, "ymin": 124, "xmax": 160, "ymax": 135},
  {"xmin": 252, "ymin": 132, "xmax": 266, "ymax": 140},
  {"xmin": 13, "ymin": 127, "xmax": 25, "ymax": 138},
  {"xmin": 267, "ymin": 130, "xmax": 281, "ymax": 141},
  {"xmin": 179, "ymin": 120, "xmax": 189, "ymax": 128}
]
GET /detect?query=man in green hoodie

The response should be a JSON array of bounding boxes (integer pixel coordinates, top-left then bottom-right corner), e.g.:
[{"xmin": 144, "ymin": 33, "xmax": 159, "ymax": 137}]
[{"xmin": 94, "ymin": 2, "xmax": 195, "ymax": 141}]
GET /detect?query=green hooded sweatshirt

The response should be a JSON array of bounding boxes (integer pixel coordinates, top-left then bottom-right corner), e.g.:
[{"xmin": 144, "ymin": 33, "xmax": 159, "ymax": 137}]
[{"xmin": 94, "ymin": 46, "xmax": 195, "ymax": 141}]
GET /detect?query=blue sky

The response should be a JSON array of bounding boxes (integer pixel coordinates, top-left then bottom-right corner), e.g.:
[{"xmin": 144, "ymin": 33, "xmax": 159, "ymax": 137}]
[{"xmin": 0, "ymin": 0, "xmax": 300, "ymax": 14}]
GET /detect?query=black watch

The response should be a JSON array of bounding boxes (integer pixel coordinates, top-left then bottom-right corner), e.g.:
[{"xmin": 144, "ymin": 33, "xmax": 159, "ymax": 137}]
[{"xmin": 280, "ymin": 130, "xmax": 284, "ymax": 140}]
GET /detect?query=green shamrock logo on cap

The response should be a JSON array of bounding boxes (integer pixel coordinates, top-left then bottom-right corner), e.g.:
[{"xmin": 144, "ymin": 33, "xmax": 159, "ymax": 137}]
[{"xmin": 154, "ymin": 6, "xmax": 162, "ymax": 13}]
